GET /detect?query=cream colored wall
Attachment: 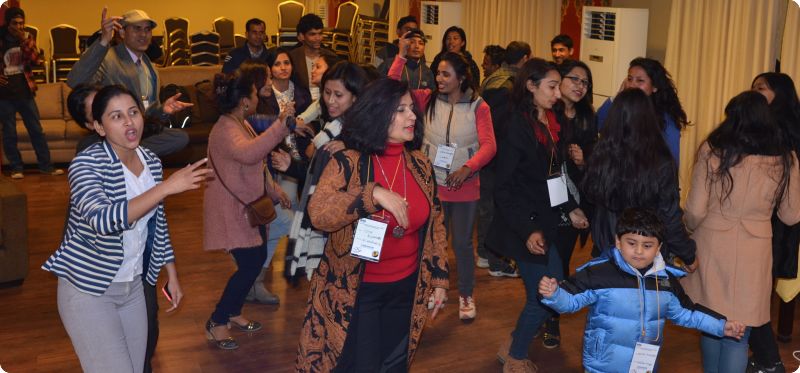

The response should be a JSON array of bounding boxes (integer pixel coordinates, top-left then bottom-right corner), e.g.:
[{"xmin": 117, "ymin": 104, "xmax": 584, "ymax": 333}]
[
  {"xmin": 22, "ymin": 0, "xmax": 282, "ymax": 58},
  {"xmin": 610, "ymin": 0, "xmax": 672, "ymax": 62}
]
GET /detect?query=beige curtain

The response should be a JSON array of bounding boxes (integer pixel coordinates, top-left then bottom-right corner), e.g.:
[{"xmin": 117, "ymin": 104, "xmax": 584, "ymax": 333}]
[
  {"xmin": 780, "ymin": 1, "xmax": 800, "ymax": 85},
  {"xmin": 461, "ymin": 0, "xmax": 560, "ymax": 66},
  {"xmin": 665, "ymin": 0, "xmax": 785, "ymax": 193},
  {"xmin": 387, "ymin": 0, "xmax": 411, "ymax": 40}
]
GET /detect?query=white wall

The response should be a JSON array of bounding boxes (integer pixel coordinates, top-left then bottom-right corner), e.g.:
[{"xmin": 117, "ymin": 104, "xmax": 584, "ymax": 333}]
[{"xmin": 23, "ymin": 0, "xmax": 282, "ymax": 57}]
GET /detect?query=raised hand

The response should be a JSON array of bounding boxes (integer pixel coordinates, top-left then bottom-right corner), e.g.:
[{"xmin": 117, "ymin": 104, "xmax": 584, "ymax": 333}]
[
  {"xmin": 398, "ymin": 31, "xmax": 411, "ymax": 58},
  {"xmin": 164, "ymin": 158, "xmax": 211, "ymax": 195},
  {"xmin": 100, "ymin": 7, "xmax": 123, "ymax": 47}
]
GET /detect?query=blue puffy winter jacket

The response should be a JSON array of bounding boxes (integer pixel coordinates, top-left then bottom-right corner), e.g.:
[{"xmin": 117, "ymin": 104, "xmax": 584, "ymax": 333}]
[{"xmin": 542, "ymin": 248, "xmax": 726, "ymax": 373}]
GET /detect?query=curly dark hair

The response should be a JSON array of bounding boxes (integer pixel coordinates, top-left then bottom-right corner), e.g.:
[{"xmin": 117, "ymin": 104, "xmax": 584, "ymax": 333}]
[
  {"xmin": 705, "ymin": 90, "xmax": 792, "ymax": 204},
  {"xmin": 629, "ymin": 57, "xmax": 688, "ymax": 131},
  {"xmin": 341, "ymin": 78, "xmax": 424, "ymax": 155},
  {"xmin": 581, "ymin": 88, "xmax": 674, "ymax": 211}
]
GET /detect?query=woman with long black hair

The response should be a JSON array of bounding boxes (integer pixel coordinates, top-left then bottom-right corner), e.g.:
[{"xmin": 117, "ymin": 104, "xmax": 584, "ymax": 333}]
[
  {"xmin": 541, "ymin": 59, "xmax": 597, "ymax": 349},
  {"xmin": 597, "ymin": 57, "xmax": 688, "ymax": 163},
  {"xmin": 681, "ymin": 90, "xmax": 800, "ymax": 372},
  {"xmin": 429, "ymin": 26, "xmax": 481, "ymax": 89},
  {"xmin": 489, "ymin": 58, "xmax": 587, "ymax": 373},
  {"xmin": 389, "ymin": 33, "xmax": 496, "ymax": 322},
  {"xmin": 746, "ymin": 72, "xmax": 800, "ymax": 373},
  {"xmin": 582, "ymin": 88, "xmax": 696, "ymax": 267}
]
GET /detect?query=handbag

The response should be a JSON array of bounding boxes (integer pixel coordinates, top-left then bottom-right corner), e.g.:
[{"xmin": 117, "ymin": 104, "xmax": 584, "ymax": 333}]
[{"xmin": 208, "ymin": 115, "xmax": 277, "ymax": 226}]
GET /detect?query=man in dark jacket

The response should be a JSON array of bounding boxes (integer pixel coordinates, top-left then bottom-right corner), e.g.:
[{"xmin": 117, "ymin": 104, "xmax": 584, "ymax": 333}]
[
  {"xmin": 377, "ymin": 28, "xmax": 434, "ymax": 90},
  {"xmin": 374, "ymin": 15, "xmax": 418, "ymax": 67},
  {"xmin": 0, "ymin": 7, "xmax": 63, "ymax": 179},
  {"xmin": 222, "ymin": 18, "xmax": 270, "ymax": 73}
]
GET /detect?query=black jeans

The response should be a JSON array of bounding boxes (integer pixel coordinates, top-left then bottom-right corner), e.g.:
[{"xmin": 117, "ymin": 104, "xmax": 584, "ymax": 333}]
[
  {"xmin": 211, "ymin": 225, "xmax": 268, "ymax": 324},
  {"xmin": 337, "ymin": 272, "xmax": 418, "ymax": 373}
]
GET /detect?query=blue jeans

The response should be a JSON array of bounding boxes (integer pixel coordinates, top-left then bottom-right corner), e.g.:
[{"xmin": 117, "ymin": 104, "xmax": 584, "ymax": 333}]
[
  {"xmin": 509, "ymin": 245, "xmax": 563, "ymax": 359},
  {"xmin": 700, "ymin": 327, "xmax": 751, "ymax": 373},
  {"xmin": 0, "ymin": 98, "xmax": 53, "ymax": 172},
  {"xmin": 262, "ymin": 202, "xmax": 294, "ymax": 269},
  {"xmin": 211, "ymin": 225, "xmax": 268, "ymax": 324}
]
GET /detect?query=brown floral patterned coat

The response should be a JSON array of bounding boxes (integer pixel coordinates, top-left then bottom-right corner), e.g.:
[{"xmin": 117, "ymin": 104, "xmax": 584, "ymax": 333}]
[{"xmin": 295, "ymin": 149, "xmax": 449, "ymax": 372}]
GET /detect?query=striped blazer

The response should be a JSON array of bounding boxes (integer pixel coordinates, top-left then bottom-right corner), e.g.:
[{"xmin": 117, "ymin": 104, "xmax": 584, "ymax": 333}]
[{"xmin": 42, "ymin": 141, "xmax": 174, "ymax": 296}]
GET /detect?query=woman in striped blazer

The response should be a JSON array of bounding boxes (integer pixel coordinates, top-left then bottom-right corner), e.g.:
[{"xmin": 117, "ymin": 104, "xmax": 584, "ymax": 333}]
[{"xmin": 43, "ymin": 85, "xmax": 209, "ymax": 373}]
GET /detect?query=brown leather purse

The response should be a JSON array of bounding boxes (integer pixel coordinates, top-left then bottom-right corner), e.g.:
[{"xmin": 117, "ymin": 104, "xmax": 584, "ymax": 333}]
[{"xmin": 208, "ymin": 115, "xmax": 277, "ymax": 226}]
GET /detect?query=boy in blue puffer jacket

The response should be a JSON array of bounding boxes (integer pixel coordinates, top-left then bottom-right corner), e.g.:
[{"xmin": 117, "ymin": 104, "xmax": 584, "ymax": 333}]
[{"xmin": 539, "ymin": 208, "xmax": 745, "ymax": 373}]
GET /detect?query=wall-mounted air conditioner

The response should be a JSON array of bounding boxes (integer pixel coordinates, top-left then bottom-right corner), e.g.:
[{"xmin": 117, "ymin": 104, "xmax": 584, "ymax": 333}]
[{"xmin": 581, "ymin": 6, "xmax": 648, "ymax": 102}]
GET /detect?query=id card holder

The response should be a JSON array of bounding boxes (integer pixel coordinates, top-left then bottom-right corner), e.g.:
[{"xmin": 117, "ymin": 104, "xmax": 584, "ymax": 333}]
[
  {"xmin": 350, "ymin": 215, "xmax": 389, "ymax": 263},
  {"xmin": 433, "ymin": 143, "xmax": 457, "ymax": 170},
  {"xmin": 546, "ymin": 174, "xmax": 568, "ymax": 207},
  {"xmin": 142, "ymin": 98, "xmax": 151, "ymax": 110},
  {"xmin": 629, "ymin": 335, "xmax": 662, "ymax": 373}
]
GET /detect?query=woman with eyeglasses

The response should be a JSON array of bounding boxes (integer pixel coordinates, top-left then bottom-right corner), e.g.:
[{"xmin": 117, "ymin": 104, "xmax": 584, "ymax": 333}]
[
  {"xmin": 540, "ymin": 59, "xmax": 597, "ymax": 349},
  {"xmin": 596, "ymin": 57, "xmax": 687, "ymax": 164}
]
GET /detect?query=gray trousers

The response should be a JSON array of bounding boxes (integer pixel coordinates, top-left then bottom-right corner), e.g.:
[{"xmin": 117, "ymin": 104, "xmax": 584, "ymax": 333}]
[
  {"xmin": 58, "ymin": 277, "xmax": 147, "ymax": 373},
  {"xmin": 442, "ymin": 200, "xmax": 478, "ymax": 297}
]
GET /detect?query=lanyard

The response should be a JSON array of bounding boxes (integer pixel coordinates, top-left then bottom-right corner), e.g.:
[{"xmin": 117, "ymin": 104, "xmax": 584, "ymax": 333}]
[{"xmin": 402, "ymin": 63, "xmax": 423, "ymax": 89}]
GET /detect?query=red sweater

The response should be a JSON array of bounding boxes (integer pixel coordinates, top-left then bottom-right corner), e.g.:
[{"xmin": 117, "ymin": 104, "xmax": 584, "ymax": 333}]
[{"xmin": 363, "ymin": 143, "xmax": 430, "ymax": 283}]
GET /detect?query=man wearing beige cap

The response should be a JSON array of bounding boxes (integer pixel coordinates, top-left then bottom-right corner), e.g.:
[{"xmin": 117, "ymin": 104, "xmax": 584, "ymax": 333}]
[{"xmin": 67, "ymin": 8, "xmax": 190, "ymax": 158}]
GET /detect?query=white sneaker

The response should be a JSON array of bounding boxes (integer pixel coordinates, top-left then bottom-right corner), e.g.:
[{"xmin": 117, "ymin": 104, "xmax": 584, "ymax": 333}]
[
  {"xmin": 10, "ymin": 171, "xmax": 23, "ymax": 179},
  {"xmin": 476, "ymin": 257, "xmax": 489, "ymax": 268},
  {"xmin": 459, "ymin": 296, "xmax": 476, "ymax": 321}
]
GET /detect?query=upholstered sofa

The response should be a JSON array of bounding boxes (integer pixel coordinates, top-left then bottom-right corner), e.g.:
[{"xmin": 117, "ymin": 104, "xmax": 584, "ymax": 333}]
[{"xmin": 2, "ymin": 65, "xmax": 221, "ymax": 168}]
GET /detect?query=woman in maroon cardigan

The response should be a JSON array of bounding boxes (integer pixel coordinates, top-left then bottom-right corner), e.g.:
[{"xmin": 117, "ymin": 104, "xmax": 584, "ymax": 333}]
[{"xmin": 202, "ymin": 72, "xmax": 293, "ymax": 349}]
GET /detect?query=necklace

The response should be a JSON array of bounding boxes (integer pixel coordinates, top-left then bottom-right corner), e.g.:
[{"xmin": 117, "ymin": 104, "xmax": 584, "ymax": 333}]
[{"xmin": 373, "ymin": 153, "xmax": 407, "ymax": 238}]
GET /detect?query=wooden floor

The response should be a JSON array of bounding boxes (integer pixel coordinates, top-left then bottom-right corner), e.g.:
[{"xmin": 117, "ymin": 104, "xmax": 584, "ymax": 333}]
[{"xmin": 2, "ymin": 170, "xmax": 800, "ymax": 372}]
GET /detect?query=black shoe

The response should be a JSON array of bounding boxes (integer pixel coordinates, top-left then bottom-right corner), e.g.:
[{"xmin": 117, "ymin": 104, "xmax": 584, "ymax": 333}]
[
  {"xmin": 747, "ymin": 357, "xmax": 786, "ymax": 373},
  {"xmin": 542, "ymin": 318, "xmax": 560, "ymax": 349}
]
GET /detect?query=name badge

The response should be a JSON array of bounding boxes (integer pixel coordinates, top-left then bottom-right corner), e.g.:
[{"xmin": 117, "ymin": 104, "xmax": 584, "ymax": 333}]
[
  {"xmin": 142, "ymin": 99, "xmax": 151, "ymax": 109},
  {"xmin": 433, "ymin": 143, "xmax": 457, "ymax": 170},
  {"xmin": 350, "ymin": 216, "xmax": 388, "ymax": 262},
  {"xmin": 547, "ymin": 175, "xmax": 568, "ymax": 207},
  {"xmin": 629, "ymin": 341, "xmax": 661, "ymax": 373}
]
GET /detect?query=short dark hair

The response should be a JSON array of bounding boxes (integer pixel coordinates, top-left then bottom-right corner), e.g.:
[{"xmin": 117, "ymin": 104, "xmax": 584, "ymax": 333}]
[
  {"xmin": 67, "ymin": 83, "xmax": 102, "ymax": 129},
  {"xmin": 5, "ymin": 7, "xmax": 24, "ymax": 25},
  {"xmin": 342, "ymin": 78, "xmax": 424, "ymax": 154},
  {"xmin": 397, "ymin": 15, "xmax": 417, "ymax": 30},
  {"xmin": 213, "ymin": 72, "xmax": 255, "ymax": 114},
  {"xmin": 483, "ymin": 45, "xmax": 505, "ymax": 66},
  {"xmin": 245, "ymin": 18, "xmax": 265, "ymax": 32},
  {"xmin": 320, "ymin": 61, "xmax": 368, "ymax": 121},
  {"xmin": 615, "ymin": 208, "xmax": 665, "ymax": 243},
  {"xmin": 297, "ymin": 13, "xmax": 323, "ymax": 35},
  {"xmin": 550, "ymin": 34, "xmax": 574, "ymax": 49},
  {"xmin": 91, "ymin": 85, "xmax": 142, "ymax": 127},
  {"xmin": 504, "ymin": 41, "xmax": 531, "ymax": 65}
]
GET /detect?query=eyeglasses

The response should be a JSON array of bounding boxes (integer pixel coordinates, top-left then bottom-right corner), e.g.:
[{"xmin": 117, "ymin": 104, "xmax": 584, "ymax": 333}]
[{"xmin": 564, "ymin": 75, "xmax": 591, "ymax": 89}]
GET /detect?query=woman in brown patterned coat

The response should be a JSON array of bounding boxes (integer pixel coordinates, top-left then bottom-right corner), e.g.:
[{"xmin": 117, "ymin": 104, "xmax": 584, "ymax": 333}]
[{"xmin": 296, "ymin": 79, "xmax": 449, "ymax": 373}]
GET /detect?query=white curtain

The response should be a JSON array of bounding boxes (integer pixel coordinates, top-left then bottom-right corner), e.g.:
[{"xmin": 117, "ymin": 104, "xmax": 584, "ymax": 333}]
[
  {"xmin": 387, "ymin": 0, "xmax": 411, "ymax": 40},
  {"xmin": 664, "ymin": 0, "xmax": 785, "ymax": 192},
  {"xmin": 461, "ymin": 0, "xmax": 560, "ymax": 64},
  {"xmin": 780, "ymin": 0, "xmax": 800, "ymax": 86}
]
